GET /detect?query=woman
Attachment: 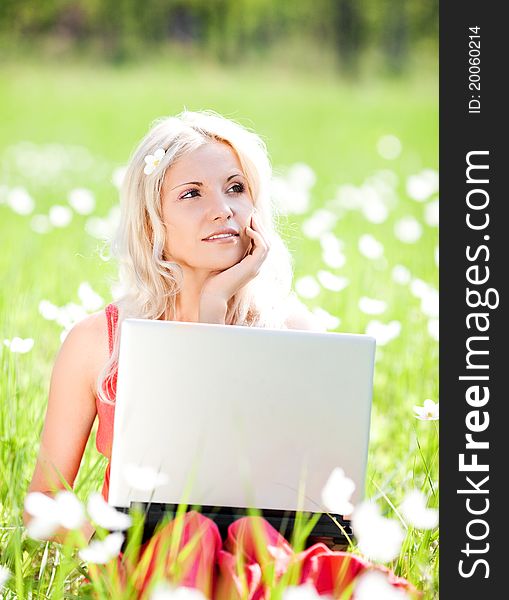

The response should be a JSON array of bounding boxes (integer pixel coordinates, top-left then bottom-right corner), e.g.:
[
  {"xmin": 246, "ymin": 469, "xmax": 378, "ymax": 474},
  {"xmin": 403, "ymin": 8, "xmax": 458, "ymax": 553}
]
[{"xmin": 24, "ymin": 110, "xmax": 415, "ymax": 598}]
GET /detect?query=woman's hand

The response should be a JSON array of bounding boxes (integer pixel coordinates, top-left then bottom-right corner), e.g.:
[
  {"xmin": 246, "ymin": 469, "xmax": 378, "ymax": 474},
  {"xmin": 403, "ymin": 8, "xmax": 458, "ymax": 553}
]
[{"xmin": 199, "ymin": 212, "xmax": 270, "ymax": 323}]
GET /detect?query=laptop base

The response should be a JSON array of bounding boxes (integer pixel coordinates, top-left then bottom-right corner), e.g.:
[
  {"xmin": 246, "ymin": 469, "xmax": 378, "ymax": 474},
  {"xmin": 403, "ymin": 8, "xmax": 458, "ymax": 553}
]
[{"xmin": 117, "ymin": 503, "xmax": 353, "ymax": 550}]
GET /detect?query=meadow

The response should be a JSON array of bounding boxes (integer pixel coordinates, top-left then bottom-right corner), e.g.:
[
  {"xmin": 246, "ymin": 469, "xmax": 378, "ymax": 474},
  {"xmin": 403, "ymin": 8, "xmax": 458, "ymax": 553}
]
[{"xmin": 0, "ymin": 56, "xmax": 438, "ymax": 598}]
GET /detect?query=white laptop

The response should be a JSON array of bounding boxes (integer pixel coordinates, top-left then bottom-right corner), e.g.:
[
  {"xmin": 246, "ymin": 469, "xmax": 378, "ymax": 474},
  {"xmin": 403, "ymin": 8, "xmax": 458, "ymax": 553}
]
[{"xmin": 108, "ymin": 318, "xmax": 375, "ymax": 541}]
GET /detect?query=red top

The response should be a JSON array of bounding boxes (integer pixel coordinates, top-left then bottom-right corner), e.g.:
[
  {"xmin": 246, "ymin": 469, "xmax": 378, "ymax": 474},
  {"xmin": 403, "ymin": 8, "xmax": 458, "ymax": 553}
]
[{"xmin": 96, "ymin": 302, "xmax": 119, "ymax": 500}]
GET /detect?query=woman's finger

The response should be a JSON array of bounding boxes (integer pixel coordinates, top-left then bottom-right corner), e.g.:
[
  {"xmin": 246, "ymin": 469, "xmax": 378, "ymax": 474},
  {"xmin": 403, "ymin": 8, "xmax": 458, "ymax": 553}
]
[
  {"xmin": 251, "ymin": 211, "xmax": 268, "ymax": 239},
  {"xmin": 245, "ymin": 227, "xmax": 265, "ymax": 258},
  {"xmin": 250, "ymin": 213, "xmax": 270, "ymax": 251},
  {"xmin": 246, "ymin": 227, "xmax": 269, "ymax": 264},
  {"xmin": 246, "ymin": 225, "xmax": 268, "ymax": 256}
]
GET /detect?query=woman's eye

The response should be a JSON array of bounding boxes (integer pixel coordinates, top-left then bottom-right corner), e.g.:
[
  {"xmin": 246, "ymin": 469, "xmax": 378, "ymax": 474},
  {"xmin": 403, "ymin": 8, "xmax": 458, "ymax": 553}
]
[
  {"xmin": 180, "ymin": 182, "xmax": 244, "ymax": 200},
  {"xmin": 180, "ymin": 189, "xmax": 200, "ymax": 200},
  {"xmin": 228, "ymin": 182, "xmax": 245, "ymax": 194}
]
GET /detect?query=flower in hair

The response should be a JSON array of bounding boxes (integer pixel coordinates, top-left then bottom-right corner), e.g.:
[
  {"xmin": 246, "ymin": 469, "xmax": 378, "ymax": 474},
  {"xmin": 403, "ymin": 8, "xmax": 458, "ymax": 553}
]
[{"xmin": 143, "ymin": 147, "xmax": 166, "ymax": 175}]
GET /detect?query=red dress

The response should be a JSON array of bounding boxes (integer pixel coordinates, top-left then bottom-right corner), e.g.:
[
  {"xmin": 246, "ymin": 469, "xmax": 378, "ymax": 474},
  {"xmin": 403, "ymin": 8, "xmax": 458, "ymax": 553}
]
[{"xmin": 90, "ymin": 303, "xmax": 417, "ymax": 599}]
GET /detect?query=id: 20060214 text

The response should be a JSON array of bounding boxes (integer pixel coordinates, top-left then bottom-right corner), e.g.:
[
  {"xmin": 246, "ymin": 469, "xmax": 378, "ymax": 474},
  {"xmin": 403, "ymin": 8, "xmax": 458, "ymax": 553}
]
[{"xmin": 468, "ymin": 26, "xmax": 481, "ymax": 114}]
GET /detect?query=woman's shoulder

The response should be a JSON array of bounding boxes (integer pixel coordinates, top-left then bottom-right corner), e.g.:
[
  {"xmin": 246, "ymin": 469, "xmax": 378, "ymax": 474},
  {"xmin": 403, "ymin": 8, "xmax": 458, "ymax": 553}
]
[
  {"xmin": 70, "ymin": 305, "xmax": 111, "ymax": 340},
  {"xmin": 65, "ymin": 306, "xmax": 113, "ymax": 381}
]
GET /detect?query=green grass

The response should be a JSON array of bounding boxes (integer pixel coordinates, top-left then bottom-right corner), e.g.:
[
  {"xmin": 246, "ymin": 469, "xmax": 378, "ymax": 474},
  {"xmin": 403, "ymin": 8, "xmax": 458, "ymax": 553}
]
[{"xmin": 0, "ymin": 55, "xmax": 438, "ymax": 598}]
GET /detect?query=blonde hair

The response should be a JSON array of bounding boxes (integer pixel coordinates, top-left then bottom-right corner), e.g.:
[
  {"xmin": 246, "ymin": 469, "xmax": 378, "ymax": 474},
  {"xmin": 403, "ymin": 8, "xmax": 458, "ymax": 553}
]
[{"xmin": 97, "ymin": 109, "xmax": 295, "ymax": 404}]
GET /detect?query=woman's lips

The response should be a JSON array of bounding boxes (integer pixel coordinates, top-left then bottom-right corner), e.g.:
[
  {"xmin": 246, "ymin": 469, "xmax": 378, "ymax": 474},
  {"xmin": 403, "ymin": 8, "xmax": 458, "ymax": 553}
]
[{"xmin": 202, "ymin": 234, "xmax": 239, "ymax": 243}]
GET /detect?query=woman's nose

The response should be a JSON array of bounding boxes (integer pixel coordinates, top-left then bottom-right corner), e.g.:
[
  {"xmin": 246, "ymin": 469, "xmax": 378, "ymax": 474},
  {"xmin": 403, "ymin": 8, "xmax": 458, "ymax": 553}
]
[{"xmin": 208, "ymin": 191, "xmax": 234, "ymax": 220}]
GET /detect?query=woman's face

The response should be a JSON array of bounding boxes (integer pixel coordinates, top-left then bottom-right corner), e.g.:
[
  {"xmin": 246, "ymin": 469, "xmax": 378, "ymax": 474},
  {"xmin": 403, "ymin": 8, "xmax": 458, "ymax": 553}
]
[{"xmin": 161, "ymin": 141, "xmax": 255, "ymax": 272}]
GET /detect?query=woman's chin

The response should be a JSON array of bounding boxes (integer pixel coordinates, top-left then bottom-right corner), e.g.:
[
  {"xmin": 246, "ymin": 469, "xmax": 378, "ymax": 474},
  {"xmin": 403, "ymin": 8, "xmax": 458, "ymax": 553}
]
[
  {"xmin": 210, "ymin": 258, "xmax": 241, "ymax": 271},
  {"xmin": 201, "ymin": 249, "xmax": 246, "ymax": 270},
  {"xmin": 203, "ymin": 255, "xmax": 242, "ymax": 271}
]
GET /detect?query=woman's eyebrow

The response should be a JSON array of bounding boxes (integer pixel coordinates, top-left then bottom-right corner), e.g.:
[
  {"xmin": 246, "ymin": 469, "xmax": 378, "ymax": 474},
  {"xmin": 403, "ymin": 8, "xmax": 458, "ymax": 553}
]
[
  {"xmin": 170, "ymin": 173, "xmax": 245, "ymax": 191},
  {"xmin": 229, "ymin": 172, "xmax": 246, "ymax": 180},
  {"xmin": 171, "ymin": 180, "xmax": 202, "ymax": 190}
]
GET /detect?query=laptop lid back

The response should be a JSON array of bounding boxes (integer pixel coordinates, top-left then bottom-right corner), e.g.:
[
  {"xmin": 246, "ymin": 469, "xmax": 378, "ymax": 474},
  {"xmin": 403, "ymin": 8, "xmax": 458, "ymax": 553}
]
[{"xmin": 108, "ymin": 319, "xmax": 375, "ymax": 514}]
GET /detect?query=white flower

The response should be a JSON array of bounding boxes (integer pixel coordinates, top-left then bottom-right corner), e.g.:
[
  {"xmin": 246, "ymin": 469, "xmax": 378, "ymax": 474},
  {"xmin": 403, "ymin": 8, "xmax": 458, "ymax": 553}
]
[
  {"xmin": 85, "ymin": 205, "xmax": 120, "ymax": 240},
  {"xmin": 320, "ymin": 233, "xmax": 346, "ymax": 268},
  {"xmin": 3, "ymin": 337, "xmax": 34, "ymax": 353},
  {"xmin": 39, "ymin": 299, "xmax": 60, "ymax": 320},
  {"xmin": 24, "ymin": 491, "xmax": 85, "ymax": 540},
  {"xmin": 68, "ymin": 188, "xmax": 95, "ymax": 215},
  {"xmin": 49, "ymin": 205, "xmax": 73, "ymax": 228},
  {"xmin": 352, "ymin": 501, "xmax": 405, "ymax": 563},
  {"xmin": 406, "ymin": 169, "xmax": 439, "ymax": 202},
  {"xmin": 123, "ymin": 464, "xmax": 169, "ymax": 492},
  {"xmin": 78, "ymin": 282, "xmax": 104, "ymax": 312},
  {"xmin": 25, "ymin": 493, "xmax": 60, "ymax": 540},
  {"xmin": 295, "ymin": 276, "xmax": 320, "ymax": 299},
  {"xmin": 320, "ymin": 232, "xmax": 344, "ymax": 253},
  {"xmin": 377, "ymin": 135, "xmax": 402, "ymax": 161},
  {"xmin": 282, "ymin": 583, "xmax": 326, "ymax": 600},
  {"xmin": 358, "ymin": 297, "xmax": 387, "ymax": 316},
  {"xmin": 370, "ymin": 169, "xmax": 399, "ymax": 191},
  {"xmin": 56, "ymin": 492, "xmax": 86, "ymax": 530},
  {"xmin": 354, "ymin": 182, "xmax": 392, "ymax": 223},
  {"xmin": 354, "ymin": 571, "xmax": 409, "ymax": 599},
  {"xmin": 85, "ymin": 217, "xmax": 109, "ymax": 239},
  {"xmin": 288, "ymin": 163, "xmax": 316, "ymax": 190},
  {"xmin": 311, "ymin": 307, "xmax": 340, "ymax": 331},
  {"xmin": 112, "ymin": 165, "xmax": 128, "ymax": 189},
  {"xmin": 150, "ymin": 584, "xmax": 208, "ymax": 600},
  {"xmin": 428, "ymin": 318, "xmax": 439, "ymax": 341},
  {"xmin": 420, "ymin": 288, "xmax": 439, "ymax": 318},
  {"xmin": 321, "ymin": 467, "xmax": 355, "ymax": 516},
  {"xmin": 30, "ymin": 214, "xmax": 52, "ymax": 234},
  {"xmin": 317, "ymin": 270, "xmax": 349, "ymax": 292},
  {"xmin": 79, "ymin": 532, "xmax": 124, "ymax": 564},
  {"xmin": 144, "ymin": 148, "xmax": 166, "ymax": 175},
  {"xmin": 365, "ymin": 320, "xmax": 401, "ymax": 346},
  {"xmin": 334, "ymin": 184, "xmax": 364, "ymax": 210},
  {"xmin": 54, "ymin": 302, "xmax": 88, "ymax": 330},
  {"xmin": 391, "ymin": 265, "xmax": 411, "ymax": 285},
  {"xmin": 302, "ymin": 209, "xmax": 338, "ymax": 239},
  {"xmin": 424, "ymin": 198, "xmax": 439, "ymax": 227},
  {"xmin": 358, "ymin": 234, "xmax": 384, "ymax": 260},
  {"xmin": 400, "ymin": 490, "xmax": 438, "ymax": 529},
  {"xmin": 394, "ymin": 216, "xmax": 422, "ymax": 244},
  {"xmin": 0, "ymin": 564, "xmax": 11, "ymax": 588},
  {"xmin": 322, "ymin": 247, "xmax": 346, "ymax": 269},
  {"xmin": 410, "ymin": 278, "xmax": 431, "ymax": 299},
  {"xmin": 87, "ymin": 493, "xmax": 132, "ymax": 530},
  {"xmin": 361, "ymin": 193, "xmax": 389, "ymax": 224},
  {"xmin": 7, "ymin": 187, "xmax": 35, "ymax": 215},
  {"xmin": 413, "ymin": 399, "xmax": 439, "ymax": 421},
  {"xmin": 271, "ymin": 176, "xmax": 311, "ymax": 215}
]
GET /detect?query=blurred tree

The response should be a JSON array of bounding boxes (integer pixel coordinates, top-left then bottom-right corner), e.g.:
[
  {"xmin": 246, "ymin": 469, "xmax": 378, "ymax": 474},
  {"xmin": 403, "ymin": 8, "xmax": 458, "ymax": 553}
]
[
  {"xmin": 330, "ymin": 0, "xmax": 366, "ymax": 76},
  {"xmin": 380, "ymin": 0, "xmax": 408, "ymax": 74},
  {"xmin": 0, "ymin": 0, "xmax": 438, "ymax": 74}
]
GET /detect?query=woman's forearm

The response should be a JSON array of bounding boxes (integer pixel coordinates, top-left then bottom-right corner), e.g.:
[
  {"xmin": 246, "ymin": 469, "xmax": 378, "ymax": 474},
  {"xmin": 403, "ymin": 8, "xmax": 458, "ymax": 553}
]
[{"xmin": 199, "ymin": 294, "xmax": 228, "ymax": 324}]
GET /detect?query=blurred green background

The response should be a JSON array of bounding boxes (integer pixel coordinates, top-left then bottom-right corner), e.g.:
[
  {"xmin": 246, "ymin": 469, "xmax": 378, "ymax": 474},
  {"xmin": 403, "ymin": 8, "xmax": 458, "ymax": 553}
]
[
  {"xmin": 1, "ymin": 0, "xmax": 437, "ymax": 74},
  {"xmin": 0, "ymin": 1, "xmax": 438, "ymax": 596}
]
